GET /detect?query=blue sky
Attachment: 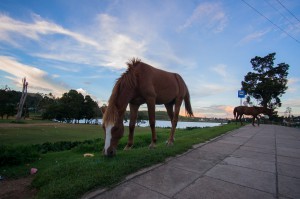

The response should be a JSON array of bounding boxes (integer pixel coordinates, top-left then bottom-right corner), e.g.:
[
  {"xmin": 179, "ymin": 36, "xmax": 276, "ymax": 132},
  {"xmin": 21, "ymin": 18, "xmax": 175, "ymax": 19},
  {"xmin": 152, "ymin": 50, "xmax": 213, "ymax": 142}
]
[{"xmin": 0, "ymin": 0, "xmax": 299, "ymax": 118}]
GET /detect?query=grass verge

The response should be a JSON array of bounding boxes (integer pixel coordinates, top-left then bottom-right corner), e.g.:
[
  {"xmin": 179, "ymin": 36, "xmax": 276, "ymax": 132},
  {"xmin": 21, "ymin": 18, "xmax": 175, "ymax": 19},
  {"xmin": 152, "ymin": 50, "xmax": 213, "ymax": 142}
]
[{"xmin": 34, "ymin": 124, "xmax": 238, "ymax": 199}]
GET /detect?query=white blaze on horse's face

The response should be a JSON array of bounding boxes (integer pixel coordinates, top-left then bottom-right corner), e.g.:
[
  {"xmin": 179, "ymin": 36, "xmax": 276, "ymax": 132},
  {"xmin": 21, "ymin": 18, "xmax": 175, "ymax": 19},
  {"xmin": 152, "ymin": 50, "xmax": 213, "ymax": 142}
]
[{"xmin": 104, "ymin": 124, "xmax": 113, "ymax": 155}]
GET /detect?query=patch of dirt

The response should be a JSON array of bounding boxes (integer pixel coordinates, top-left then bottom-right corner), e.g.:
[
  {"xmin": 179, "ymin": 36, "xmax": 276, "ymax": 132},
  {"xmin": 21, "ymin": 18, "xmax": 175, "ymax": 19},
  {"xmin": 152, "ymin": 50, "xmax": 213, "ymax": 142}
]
[{"xmin": 0, "ymin": 176, "xmax": 37, "ymax": 199}]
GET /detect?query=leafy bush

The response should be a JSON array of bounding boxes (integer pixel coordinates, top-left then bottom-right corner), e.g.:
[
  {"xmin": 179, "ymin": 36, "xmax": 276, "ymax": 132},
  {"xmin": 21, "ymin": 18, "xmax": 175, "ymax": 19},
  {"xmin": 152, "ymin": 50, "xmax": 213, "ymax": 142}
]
[
  {"xmin": 0, "ymin": 139, "xmax": 103, "ymax": 167},
  {"xmin": 0, "ymin": 144, "xmax": 40, "ymax": 166}
]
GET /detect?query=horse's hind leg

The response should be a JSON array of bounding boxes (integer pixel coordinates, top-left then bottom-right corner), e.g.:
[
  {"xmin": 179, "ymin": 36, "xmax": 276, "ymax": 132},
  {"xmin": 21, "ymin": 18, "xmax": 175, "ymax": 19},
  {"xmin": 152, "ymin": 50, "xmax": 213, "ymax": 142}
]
[
  {"xmin": 167, "ymin": 98, "xmax": 182, "ymax": 146},
  {"xmin": 165, "ymin": 103, "xmax": 174, "ymax": 145},
  {"xmin": 124, "ymin": 104, "xmax": 140, "ymax": 150}
]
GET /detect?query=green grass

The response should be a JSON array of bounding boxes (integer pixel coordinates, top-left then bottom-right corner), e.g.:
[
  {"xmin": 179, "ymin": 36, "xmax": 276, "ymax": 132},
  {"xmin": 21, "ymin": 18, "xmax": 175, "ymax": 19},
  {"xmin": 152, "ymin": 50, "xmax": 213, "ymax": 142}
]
[
  {"xmin": 0, "ymin": 122, "xmax": 240, "ymax": 199},
  {"xmin": 0, "ymin": 123, "xmax": 103, "ymax": 145},
  {"xmin": 0, "ymin": 118, "xmax": 54, "ymax": 124}
]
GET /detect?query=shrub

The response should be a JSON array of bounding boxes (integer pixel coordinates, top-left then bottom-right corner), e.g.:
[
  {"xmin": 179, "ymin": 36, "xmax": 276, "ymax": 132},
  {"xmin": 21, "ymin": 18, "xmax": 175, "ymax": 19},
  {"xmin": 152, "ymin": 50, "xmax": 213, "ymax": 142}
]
[{"xmin": 0, "ymin": 144, "xmax": 40, "ymax": 166}]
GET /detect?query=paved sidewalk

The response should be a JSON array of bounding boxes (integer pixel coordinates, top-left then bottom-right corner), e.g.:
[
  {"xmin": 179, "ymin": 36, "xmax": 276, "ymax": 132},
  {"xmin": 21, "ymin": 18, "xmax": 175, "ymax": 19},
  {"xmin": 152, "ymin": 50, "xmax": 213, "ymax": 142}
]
[{"xmin": 82, "ymin": 125, "xmax": 300, "ymax": 199}]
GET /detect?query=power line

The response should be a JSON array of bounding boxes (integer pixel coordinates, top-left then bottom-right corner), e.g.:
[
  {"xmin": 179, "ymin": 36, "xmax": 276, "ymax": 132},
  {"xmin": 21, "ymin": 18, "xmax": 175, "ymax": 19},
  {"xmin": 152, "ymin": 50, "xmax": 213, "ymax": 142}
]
[
  {"xmin": 241, "ymin": 0, "xmax": 300, "ymax": 44},
  {"xmin": 275, "ymin": 0, "xmax": 300, "ymax": 23},
  {"xmin": 264, "ymin": 0, "xmax": 295, "ymax": 26}
]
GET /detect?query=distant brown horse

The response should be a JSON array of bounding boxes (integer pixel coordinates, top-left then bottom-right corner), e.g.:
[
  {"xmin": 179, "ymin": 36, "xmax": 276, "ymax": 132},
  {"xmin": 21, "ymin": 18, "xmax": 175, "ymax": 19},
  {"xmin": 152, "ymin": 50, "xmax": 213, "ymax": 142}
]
[
  {"xmin": 102, "ymin": 58, "xmax": 193, "ymax": 156},
  {"xmin": 233, "ymin": 106, "xmax": 273, "ymax": 126}
]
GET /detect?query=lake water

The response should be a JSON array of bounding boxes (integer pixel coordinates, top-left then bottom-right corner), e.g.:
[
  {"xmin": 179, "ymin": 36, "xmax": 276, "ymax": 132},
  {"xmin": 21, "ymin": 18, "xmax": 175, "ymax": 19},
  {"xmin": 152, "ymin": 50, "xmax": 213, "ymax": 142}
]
[{"xmin": 82, "ymin": 119, "xmax": 223, "ymax": 128}]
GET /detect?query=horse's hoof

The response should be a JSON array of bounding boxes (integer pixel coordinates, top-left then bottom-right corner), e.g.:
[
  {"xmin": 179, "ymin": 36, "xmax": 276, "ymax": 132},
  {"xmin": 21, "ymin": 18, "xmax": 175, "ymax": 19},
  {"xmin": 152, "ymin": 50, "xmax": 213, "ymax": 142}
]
[
  {"xmin": 148, "ymin": 143, "xmax": 156, "ymax": 149},
  {"xmin": 124, "ymin": 145, "xmax": 133, "ymax": 151},
  {"xmin": 165, "ymin": 140, "xmax": 174, "ymax": 146}
]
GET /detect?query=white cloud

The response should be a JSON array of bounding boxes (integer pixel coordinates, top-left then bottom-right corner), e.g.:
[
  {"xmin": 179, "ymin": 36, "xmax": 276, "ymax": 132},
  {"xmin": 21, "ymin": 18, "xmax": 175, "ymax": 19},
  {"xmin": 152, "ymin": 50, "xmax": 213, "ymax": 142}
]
[
  {"xmin": 238, "ymin": 29, "xmax": 270, "ymax": 45},
  {"xmin": 211, "ymin": 64, "xmax": 228, "ymax": 78},
  {"xmin": 0, "ymin": 13, "xmax": 147, "ymax": 70},
  {"xmin": 76, "ymin": 88, "xmax": 89, "ymax": 96},
  {"xmin": 0, "ymin": 12, "xmax": 196, "ymax": 73},
  {"xmin": 178, "ymin": 2, "xmax": 228, "ymax": 33},
  {"xmin": 0, "ymin": 13, "xmax": 101, "ymax": 48},
  {"xmin": 284, "ymin": 77, "xmax": 299, "ymax": 93},
  {"xmin": 0, "ymin": 56, "xmax": 68, "ymax": 96}
]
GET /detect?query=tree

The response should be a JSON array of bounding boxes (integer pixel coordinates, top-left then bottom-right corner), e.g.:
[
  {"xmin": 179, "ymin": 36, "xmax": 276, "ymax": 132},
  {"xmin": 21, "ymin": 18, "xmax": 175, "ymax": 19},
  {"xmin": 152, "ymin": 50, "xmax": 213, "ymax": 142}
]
[
  {"xmin": 83, "ymin": 95, "xmax": 98, "ymax": 123},
  {"xmin": 60, "ymin": 90, "xmax": 84, "ymax": 123},
  {"xmin": 0, "ymin": 87, "xmax": 19, "ymax": 119},
  {"xmin": 241, "ymin": 53, "xmax": 289, "ymax": 109}
]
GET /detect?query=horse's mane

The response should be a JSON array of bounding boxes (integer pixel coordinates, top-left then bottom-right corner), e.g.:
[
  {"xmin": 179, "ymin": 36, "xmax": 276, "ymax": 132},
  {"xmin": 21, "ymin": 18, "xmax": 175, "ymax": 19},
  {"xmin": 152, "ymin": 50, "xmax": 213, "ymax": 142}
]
[{"xmin": 103, "ymin": 58, "xmax": 141, "ymax": 126}]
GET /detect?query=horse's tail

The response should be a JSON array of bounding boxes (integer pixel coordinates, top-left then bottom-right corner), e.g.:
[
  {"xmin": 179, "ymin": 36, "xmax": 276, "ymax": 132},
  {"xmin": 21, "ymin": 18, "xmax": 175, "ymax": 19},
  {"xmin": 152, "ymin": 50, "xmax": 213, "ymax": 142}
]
[
  {"xmin": 175, "ymin": 73, "xmax": 193, "ymax": 117},
  {"xmin": 184, "ymin": 89, "xmax": 193, "ymax": 117}
]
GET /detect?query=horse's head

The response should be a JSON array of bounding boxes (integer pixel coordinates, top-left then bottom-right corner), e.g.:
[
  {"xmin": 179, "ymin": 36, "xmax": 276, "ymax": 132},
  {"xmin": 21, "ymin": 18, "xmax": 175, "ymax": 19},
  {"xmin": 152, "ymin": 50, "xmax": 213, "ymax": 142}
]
[
  {"xmin": 102, "ymin": 106, "xmax": 124, "ymax": 157},
  {"xmin": 103, "ymin": 121, "xmax": 124, "ymax": 157}
]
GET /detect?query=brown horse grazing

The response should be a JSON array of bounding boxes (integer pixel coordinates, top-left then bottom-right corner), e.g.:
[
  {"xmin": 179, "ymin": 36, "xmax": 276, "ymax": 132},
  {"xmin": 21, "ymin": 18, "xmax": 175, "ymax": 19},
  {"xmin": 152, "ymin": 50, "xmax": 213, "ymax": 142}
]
[
  {"xmin": 233, "ymin": 106, "xmax": 273, "ymax": 126},
  {"xmin": 102, "ymin": 58, "xmax": 193, "ymax": 156}
]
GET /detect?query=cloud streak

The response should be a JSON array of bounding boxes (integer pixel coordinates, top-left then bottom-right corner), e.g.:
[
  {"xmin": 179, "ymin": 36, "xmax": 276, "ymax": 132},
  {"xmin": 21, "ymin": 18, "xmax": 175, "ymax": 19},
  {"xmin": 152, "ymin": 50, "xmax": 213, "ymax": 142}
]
[
  {"xmin": 0, "ymin": 14, "xmax": 101, "ymax": 48},
  {"xmin": 0, "ymin": 56, "xmax": 68, "ymax": 96},
  {"xmin": 238, "ymin": 29, "xmax": 270, "ymax": 45},
  {"xmin": 211, "ymin": 64, "xmax": 229, "ymax": 78},
  {"xmin": 178, "ymin": 2, "xmax": 228, "ymax": 33}
]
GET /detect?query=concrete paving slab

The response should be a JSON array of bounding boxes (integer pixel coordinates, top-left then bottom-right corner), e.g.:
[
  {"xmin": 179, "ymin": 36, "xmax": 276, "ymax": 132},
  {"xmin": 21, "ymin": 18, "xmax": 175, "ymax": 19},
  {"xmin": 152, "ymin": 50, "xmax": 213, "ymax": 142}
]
[
  {"xmin": 166, "ymin": 155, "xmax": 215, "ymax": 174},
  {"xmin": 174, "ymin": 176, "xmax": 275, "ymax": 199},
  {"xmin": 277, "ymin": 155, "xmax": 300, "ymax": 167},
  {"xmin": 200, "ymin": 141, "xmax": 240, "ymax": 155},
  {"xmin": 277, "ymin": 139, "xmax": 300, "ymax": 149},
  {"xmin": 277, "ymin": 162, "xmax": 300, "ymax": 178},
  {"xmin": 93, "ymin": 181, "xmax": 169, "ymax": 199},
  {"xmin": 231, "ymin": 130, "xmax": 257, "ymax": 138},
  {"xmin": 239, "ymin": 145, "xmax": 275, "ymax": 154},
  {"xmin": 278, "ymin": 175, "xmax": 300, "ymax": 199},
  {"xmin": 277, "ymin": 147, "xmax": 300, "ymax": 158},
  {"xmin": 184, "ymin": 148, "xmax": 227, "ymax": 163},
  {"xmin": 232, "ymin": 149, "xmax": 275, "ymax": 162},
  {"xmin": 132, "ymin": 165, "xmax": 201, "ymax": 197},
  {"xmin": 223, "ymin": 156, "xmax": 275, "ymax": 173},
  {"xmin": 217, "ymin": 135, "xmax": 249, "ymax": 145},
  {"xmin": 277, "ymin": 133, "xmax": 300, "ymax": 141},
  {"xmin": 244, "ymin": 142, "xmax": 275, "ymax": 150},
  {"xmin": 247, "ymin": 137, "xmax": 275, "ymax": 145},
  {"xmin": 205, "ymin": 164, "xmax": 276, "ymax": 194}
]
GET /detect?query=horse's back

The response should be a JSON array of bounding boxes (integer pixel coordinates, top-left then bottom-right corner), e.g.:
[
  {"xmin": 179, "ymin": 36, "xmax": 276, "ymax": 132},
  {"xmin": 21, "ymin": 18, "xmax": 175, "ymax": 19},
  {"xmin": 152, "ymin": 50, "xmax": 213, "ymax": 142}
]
[{"xmin": 135, "ymin": 63, "xmax": 186, "ymax": 103}]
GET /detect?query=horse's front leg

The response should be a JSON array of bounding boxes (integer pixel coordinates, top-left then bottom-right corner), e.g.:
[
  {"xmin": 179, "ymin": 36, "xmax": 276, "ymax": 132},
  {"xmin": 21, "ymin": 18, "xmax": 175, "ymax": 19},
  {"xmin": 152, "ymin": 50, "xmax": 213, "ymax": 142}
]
[
  {"xmin": 124, "ymin": 104, "xmax": 140, "ymax": 150},
  {"xmin": 238, "ymin": 114, "xmax": 243, "ymax": 125},
  {"xmin": 235, "ymin": 114, "xmax": 240, "ymax": 125},
  {"xmin": 147, "ymin": 99, "xmax": 157, "ymax": 149}
]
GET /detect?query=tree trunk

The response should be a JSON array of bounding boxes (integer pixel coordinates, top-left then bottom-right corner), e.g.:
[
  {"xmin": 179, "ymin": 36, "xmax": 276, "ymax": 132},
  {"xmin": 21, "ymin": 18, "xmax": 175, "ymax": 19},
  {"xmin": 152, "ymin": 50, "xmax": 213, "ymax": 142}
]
[{"xmin": 16, "ymin": 78, "xmax": 28, "ymax": 122}]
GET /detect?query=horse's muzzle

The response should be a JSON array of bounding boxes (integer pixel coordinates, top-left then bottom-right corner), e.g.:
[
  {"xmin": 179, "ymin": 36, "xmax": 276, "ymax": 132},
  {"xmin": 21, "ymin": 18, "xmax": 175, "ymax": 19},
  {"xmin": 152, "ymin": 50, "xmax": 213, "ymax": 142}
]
[{"xmin": 103, "ymin": 147, "xmax": 116, "ymax": 157}]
